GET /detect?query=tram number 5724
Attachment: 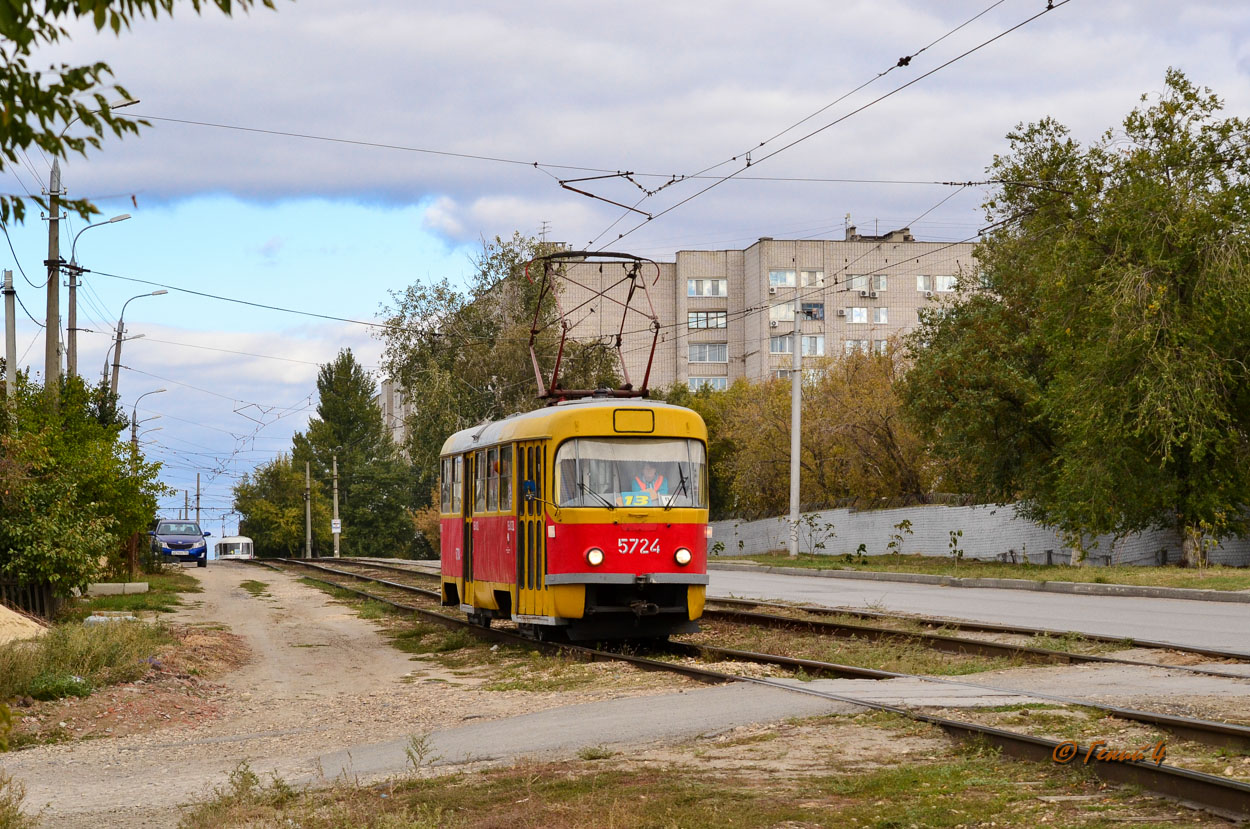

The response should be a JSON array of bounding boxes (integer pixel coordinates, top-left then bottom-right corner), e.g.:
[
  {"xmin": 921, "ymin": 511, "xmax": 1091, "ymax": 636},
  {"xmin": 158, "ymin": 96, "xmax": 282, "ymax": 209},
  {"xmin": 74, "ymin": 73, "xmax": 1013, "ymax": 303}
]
[{"xmin": 618, "ymin": 537, "xmax": 661, "ymax": 555}]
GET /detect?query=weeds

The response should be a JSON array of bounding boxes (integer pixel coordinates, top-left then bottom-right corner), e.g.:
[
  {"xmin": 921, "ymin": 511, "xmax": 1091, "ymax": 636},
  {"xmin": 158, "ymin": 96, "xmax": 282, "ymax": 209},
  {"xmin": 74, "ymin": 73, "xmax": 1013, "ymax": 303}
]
[
  {"xmin": 0, "ymin": 620, "xmax": 169, "ymax": 701},
  {"xmin": 0, "ymin": 771, "xmax": 34, "ymax": 829},
  {"xmin": 576, "ymin": 745, "xmax": 616, "ymax": 760},
  {"xmin": 179, "ymin": 762, "xmax": 297, "ymax": 828},
  {"xmin": 238, "ymin": 580, "xmax": 268, "ymax": 597},
  {"xmin": 405, "ymin": 732, "xmax": 441, "ymax": 771}
]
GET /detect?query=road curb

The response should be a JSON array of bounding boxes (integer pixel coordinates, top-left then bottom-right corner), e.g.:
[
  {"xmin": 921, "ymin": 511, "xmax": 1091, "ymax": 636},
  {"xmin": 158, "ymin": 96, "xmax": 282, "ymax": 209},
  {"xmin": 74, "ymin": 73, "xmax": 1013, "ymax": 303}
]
[{"xmin": 706, "ymin": 562, "xmax": 1250, "ymax": 604}]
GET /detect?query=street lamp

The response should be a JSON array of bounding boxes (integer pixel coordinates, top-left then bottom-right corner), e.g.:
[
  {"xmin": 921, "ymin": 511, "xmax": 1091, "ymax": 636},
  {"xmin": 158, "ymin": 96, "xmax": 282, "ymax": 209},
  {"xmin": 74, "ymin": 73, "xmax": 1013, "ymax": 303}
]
[
  {"xmin": 66, "ymin": 214, "xmax": 131, "ymax": 378},
  {"xmin": 131, "ymin": 388, "xmax": 166, "ymax": 448},
  {"xmin": 110, "ymin": 291, "xmax": 167, "ymax": 395}
]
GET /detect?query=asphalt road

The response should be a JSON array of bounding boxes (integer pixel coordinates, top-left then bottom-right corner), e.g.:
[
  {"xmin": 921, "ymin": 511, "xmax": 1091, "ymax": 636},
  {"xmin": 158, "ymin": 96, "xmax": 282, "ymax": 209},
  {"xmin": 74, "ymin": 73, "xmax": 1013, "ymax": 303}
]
[{"xmin": 708, "ymin": 569, "xmax": 1250, "ymax": 657}]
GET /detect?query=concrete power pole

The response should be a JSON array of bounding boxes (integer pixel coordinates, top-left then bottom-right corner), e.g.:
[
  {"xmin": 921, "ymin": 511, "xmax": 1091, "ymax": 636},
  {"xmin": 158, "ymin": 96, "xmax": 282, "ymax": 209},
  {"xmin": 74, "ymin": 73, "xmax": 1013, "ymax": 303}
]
[
  {"xmin": 66, "ymin": 264, "xmax": 78, "ymax": 378},
  {"xmin": 195, "ymin": 473, "xmax": 201, "ymax": 524},
  {"xmin": 183, "ymin": 490, "xmax": 189, "ymax": 520},
  {"xmin": 3, "ymin": 271, "xmax": 15, "ymax": 411},
  {"xmin": 788, "ymin": 287, "xmax": 802, "ymax": 559},
  {"xmin": 304, "ymin": 461, "xmax": 313, "ymax": 559},
  {"xmin": 332, "ymin": 454, "xmax": 341, "ymax": 558},
  {"xmin": 44, "ymin": 161, "xmax": 61, "ymax": 392}
]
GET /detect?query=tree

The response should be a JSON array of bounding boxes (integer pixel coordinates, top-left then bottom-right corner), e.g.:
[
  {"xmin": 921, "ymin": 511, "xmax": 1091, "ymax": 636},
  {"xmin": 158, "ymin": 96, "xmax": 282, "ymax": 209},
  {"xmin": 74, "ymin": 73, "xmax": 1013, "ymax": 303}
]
[
  {"xmin": 0, "ymin": 374, "xmax": 166, "ymax": 594},
  {"xmin": 291, "ymin": 349, "xmax": 417, "ymax": 558},
  {"xmin": 233, "ymin": 454, "xmax": 330, "ymax": 558},
  {"xmin": 903, "ymin": 70, "xmax": 1250, "ymax": 565},
  {"xmin": 660, "ymin": 347, "xmax": 933, "ymax": 520},
  {"xmin": 0, "ymin": 0, "xmax": 275, "ymax": 224},
  {"xmin": 378, "ymin": 233, "xmax": 619, "ymax": 496}
]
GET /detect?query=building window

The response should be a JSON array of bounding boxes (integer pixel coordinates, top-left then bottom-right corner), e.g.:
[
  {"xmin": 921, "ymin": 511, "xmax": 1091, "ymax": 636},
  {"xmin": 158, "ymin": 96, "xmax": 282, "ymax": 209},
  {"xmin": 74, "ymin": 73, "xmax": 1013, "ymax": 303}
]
[
  {"xmin": 873, "ymin": 307, "xmax": 888, "ymax": 324},
  {"xmin": 769, "ymin": 268, "xmax": 796, "ymax": 287},
  {"xmin": 769, "ymin": 336, "xmax": 793, "ymax": 354},
  {"xmin": 689, "ymin": 377, "xmax": 728, "ymax": 391},
  {"xmin": 688, "ymin": 311, "xmax": 728, "ymax": 329},
  {"xmin": 917, "ymin": 275, "xmax": 933, "ymax": 292},
  {"xmin": 769, "ymin": 303, "xmax": 794, "ymax": 323},
  {"xmin": 872, "ymin": 274, "xmax": 887, "ymax": 292},
  {"xmin": 802, "ymin": 335, "xmax": 825, "ymax": 357},
  {"xmin": 689, "ymin": 342, "xmax": 728, "ymax": 363},
  {"xmin": 849, "ymin": 307, "xmax": 867, "ymax": 324},
  {"xmin": 773, "ymin": 369, "xmax": 791, "ymax": 380},
  {"xmin": 936, "ymin": 274, "xmax": 957, "ymax": 292},
  {"xmin": 873, "ymin": 339, "xmax": 889, "ymax": 355},
  {"xmin": 801, "ymin": 269, "xmax": 824, "ymax": 287},
  {"xmin": 844, "ymin": 339, "xmax": 869, "ymax": 355},
  {"xmin": 848, "ymin": 275, "xmax": 868, "ymax": 292},
  {"xmin": 801, "ymin": 302, "xmax": 824, "ymax": 321},
  {"xmin": 687, "ymin": 278, "xmax": 728, "ymax": 297}
]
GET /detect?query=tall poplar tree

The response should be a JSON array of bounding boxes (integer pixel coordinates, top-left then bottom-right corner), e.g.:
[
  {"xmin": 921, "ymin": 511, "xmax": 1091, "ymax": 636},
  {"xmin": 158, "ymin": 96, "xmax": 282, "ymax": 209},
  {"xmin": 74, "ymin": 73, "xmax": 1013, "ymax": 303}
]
[{"xmin": 904, "ymin": 70, "xmax": 1250, "ymax": 565}]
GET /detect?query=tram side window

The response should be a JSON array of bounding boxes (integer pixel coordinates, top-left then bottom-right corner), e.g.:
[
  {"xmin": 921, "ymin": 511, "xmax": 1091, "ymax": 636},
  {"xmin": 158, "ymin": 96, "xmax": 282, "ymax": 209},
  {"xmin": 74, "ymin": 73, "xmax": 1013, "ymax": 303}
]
[
  {"xmin": 487, "ymin": 447, "xmax": 499, "ymax": 511},
  {"xmin": 499, "ymin": 446, "xmax": 513, "ymax": 511},
  {"xmin": 445, "ymin": 460, "xmax": 455, "ymax": 512},
  {"xmin": 452, "ymin": 456, "xmax": 463, "ymax": 514},
  {"xmin": 474, "ymin": 451, "xmax": 487, "ymax": 513}
]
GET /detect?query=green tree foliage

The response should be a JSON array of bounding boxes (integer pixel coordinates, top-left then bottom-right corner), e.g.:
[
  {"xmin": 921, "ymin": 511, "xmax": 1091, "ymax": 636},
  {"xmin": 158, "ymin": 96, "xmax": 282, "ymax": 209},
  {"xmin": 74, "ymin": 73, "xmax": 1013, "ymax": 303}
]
[
  {"xmin": 661, "ymin": 348, "xmax": 932, "ymax": 520},
  {"xmin": 903, "ymin": 70, "xmax": 1250, "ymax": 565},
  {"xmin": 291, "ymin": 349, "xmax": 418, "ymax": 558},
  {"xmin": 378, "ymin": 233, "xmax": 619, "ymax": 496},
  {"xmin": 0, "ymin": 374, "xmax": 165, "ymax": 595},
  {"xmin": 232, "ymin": 454, "xmax": 330, "ymax": 558},
  {"xmin": 0, "ymin": 0, "xmax": 275, "ymax": 225}
]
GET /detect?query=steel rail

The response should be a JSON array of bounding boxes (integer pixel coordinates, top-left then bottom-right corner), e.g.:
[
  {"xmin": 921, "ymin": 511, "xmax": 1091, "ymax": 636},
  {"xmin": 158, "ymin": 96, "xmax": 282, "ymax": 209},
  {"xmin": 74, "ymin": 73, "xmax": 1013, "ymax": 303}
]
[
  {"xmin": 260, "ymin": 558, "xmax": 1250, "ymax": 818},
  {"xmin": 275, "ymin": 558, "xmax": 1250, "ymax": 751},
  {"xmin": 701, "ymin": 606, "xmax": 1250, "ymax": 681},
  {"xmin": 324, "ymin": 557, "xmax": 1250, "ymax": 681},
  {"xmin": 709, "ymin": 595, "xmax": 1250, "ymax": 662}
]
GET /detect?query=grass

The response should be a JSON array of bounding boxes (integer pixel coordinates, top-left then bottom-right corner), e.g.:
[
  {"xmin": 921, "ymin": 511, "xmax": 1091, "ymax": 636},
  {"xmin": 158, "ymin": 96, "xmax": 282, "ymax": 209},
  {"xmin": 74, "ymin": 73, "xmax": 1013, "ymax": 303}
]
[
  {"xmin": 680, "ymin": 620, "xmax": 1020, "ymax": 676},
  {"xmin": 0, "ymin": 620, "xmax": 170, "ymax": 703},
  {"xmin": 0, "ymin": 770, "xmax": 36, "ymax": 829},
  {"xmin": 238, "ymin": 580, "xmax": 268, "ymax": 597},
  {"xmin": 743, "ymin": 552, "xmax": 1250, "ymax": 590},
  {"xmin": 71, "ymin": 569, "xmax": 203, "ymax": 616},
  {"xmin": 175, "ymin": 735, "xmax": 1212, "ymax": 828}
]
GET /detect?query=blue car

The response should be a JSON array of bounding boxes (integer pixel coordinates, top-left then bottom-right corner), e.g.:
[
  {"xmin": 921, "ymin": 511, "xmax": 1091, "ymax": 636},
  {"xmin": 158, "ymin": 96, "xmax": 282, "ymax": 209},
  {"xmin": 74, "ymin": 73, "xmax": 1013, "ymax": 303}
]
[{"xmin": 150, "ymin": 520, "xmax": 212, "ymax": 567}]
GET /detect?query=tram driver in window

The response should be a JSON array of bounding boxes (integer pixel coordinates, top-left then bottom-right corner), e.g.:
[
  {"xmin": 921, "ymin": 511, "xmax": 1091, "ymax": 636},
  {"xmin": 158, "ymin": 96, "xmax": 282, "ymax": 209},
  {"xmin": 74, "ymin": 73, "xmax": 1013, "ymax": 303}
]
[{"xmin": 620, "ymin": 461, "xmax": 667, "ymax": 506}]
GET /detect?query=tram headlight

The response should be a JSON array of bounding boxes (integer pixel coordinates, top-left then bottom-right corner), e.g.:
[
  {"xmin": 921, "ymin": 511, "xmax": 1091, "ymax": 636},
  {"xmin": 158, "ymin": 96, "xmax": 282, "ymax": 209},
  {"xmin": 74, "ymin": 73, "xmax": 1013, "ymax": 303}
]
[
  {"xmin": 586, "ymin": 547, "xmax": 605, "ymax": 567},
  {"xmin": 674, "ymin": 547, "xmax": 692, "ymax": 566}
]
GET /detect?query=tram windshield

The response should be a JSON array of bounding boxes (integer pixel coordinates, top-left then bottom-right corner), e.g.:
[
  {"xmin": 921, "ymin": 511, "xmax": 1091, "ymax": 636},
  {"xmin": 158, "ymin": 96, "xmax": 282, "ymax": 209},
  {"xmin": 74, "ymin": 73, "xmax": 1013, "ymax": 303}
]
[{"xmin": 554, "ymin": 437, "xmax": 707, "ymax": 509}]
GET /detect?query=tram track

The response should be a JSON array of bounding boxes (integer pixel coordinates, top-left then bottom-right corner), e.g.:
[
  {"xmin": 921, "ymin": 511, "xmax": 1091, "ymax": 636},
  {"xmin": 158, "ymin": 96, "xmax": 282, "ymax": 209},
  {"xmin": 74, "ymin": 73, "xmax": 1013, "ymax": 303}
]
[
  {"xmin": 258, "ymin": 556, "xmax": 1250, "ymax": 818},
  {"xmin": 325, "ymin": 556, "xmax": 1250, "ymax": 679}
]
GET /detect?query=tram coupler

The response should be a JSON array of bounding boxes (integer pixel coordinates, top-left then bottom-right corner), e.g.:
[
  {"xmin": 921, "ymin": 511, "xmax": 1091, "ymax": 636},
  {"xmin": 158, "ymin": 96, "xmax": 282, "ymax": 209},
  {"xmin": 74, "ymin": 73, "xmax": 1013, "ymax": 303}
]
[{"xmin": 629, "ymin": 600, "xmax": 660, "ymax": 617}]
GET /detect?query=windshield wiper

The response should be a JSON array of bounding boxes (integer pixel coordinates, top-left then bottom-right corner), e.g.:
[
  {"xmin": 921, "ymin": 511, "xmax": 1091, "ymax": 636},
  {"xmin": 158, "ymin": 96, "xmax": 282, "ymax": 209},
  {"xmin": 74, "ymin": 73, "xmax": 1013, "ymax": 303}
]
[
  {"xmin": 663, "ymin": 467, "xmax": 689, "ymax": 511},
  {"xmin": 579, "ymin": 480, "xmax": 615, "ymax": 510}
]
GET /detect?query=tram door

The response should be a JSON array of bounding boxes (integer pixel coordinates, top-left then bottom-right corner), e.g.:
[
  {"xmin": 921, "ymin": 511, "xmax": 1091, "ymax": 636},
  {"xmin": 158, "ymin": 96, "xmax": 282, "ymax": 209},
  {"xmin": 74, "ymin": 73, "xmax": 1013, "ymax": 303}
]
[
  {"xmin": 516, "ymin": 440, "xmax": 548, "ymax": 616},
  {"xmin": 461, "ymin": 451, "xmax": 475, "ymax": 606}
]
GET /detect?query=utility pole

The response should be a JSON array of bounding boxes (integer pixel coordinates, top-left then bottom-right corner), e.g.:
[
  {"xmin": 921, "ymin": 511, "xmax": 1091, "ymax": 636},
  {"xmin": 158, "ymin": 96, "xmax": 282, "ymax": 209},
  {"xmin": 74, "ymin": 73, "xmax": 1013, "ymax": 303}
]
[
  {"xmin": 304, "ymin": 461, "xmax": 313, "ymax": 559},
  {"xmin": 788, "ymin": 285, "xmax": 802, "ymax": 559},
  {"xmin": 43, "ymin": 161, "xmax": 61, "ymax": 392},
  {"xmin": 195, "ymin": 473, "xmax": 201, "ymax": 524},
  {"xmin": 183, "ymin": 491, "xmax": 189, "ymax": 519},
  {"xmin": 332, "ymin": 454, "xmax": 341, "ymax": 558},
  {"xmin": 3, "ymin": 271, "xmax": 15, "ymax": 413}
]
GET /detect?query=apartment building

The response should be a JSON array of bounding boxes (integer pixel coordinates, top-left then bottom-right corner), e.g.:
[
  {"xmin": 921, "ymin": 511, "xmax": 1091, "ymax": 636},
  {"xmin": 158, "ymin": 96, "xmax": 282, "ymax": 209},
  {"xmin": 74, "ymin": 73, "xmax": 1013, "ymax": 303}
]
[
  {"xmin": 374, "ymin": 378, "xmax": 412, "ymax": 449},
  {"xmin": 560, "ymin": 227, "xmax": 976, "ymax": 391}
]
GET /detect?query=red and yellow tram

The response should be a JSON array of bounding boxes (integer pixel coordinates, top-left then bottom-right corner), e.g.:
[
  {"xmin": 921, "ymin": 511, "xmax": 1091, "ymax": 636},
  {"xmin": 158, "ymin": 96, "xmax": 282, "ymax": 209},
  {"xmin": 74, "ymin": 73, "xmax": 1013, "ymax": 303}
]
[{"xmin": 438, "ymin": 396, "xmax": 709, "ymax": 640}]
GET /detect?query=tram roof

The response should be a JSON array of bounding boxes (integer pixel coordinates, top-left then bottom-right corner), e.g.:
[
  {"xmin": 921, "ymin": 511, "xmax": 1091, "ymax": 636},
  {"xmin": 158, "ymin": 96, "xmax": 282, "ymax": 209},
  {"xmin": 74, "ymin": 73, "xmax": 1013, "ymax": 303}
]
[{"xmin": 440, "ymin": 397, "xmax": 705, "ymax": 456}]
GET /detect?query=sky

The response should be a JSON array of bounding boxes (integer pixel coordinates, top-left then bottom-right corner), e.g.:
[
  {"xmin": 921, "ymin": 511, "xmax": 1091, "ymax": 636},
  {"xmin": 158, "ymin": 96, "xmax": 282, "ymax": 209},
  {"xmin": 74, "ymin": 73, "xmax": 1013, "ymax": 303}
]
[{"xmin": 4, "ymin": 0, "xmax": 1250, "ymax": 536}]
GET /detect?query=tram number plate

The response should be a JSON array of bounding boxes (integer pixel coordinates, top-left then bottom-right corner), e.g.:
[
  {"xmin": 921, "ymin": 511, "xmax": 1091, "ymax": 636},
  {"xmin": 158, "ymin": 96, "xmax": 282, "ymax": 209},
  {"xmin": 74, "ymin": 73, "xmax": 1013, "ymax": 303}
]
[{"xmin": 618, "ymin": 538, "xmax": 660, "ymax": 555}]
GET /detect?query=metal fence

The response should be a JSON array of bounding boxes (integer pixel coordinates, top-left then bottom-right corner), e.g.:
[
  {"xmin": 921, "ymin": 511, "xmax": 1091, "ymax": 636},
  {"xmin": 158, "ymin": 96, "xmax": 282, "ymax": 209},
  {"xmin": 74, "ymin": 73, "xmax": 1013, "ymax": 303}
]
[{"xmin": 0, "ymin": 580, "xmax": 61, "ymax": 620}]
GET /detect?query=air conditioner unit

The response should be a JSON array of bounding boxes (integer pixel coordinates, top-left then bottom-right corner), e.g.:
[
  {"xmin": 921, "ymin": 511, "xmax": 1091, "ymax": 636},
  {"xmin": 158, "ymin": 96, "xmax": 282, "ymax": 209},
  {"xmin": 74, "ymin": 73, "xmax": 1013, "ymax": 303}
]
[
  {"xmin": 769, "ymin": 320, "xmax": 779, "ymax": 328},
  {"xmin": 858, "ymin": 290, "xmax": 869, "ymax": 298},
  {"xmin": 836, "ymin": 309, "xmax": 846, "ymax": 317},
  {"xmin": 924, "ymin": 291, "xmax": 934, "ymax": 298},
  {"xmin": 868, "ymin": 291, "xmax": 878, "ymax": 299},
  {"xmin": 768, "ymin": 286, "xmax": 778, "ymax": 295}
]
